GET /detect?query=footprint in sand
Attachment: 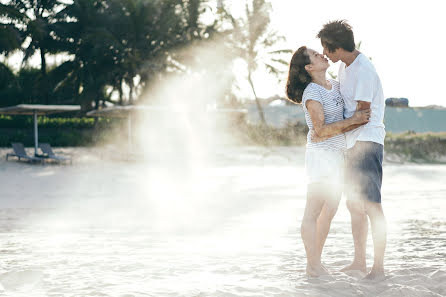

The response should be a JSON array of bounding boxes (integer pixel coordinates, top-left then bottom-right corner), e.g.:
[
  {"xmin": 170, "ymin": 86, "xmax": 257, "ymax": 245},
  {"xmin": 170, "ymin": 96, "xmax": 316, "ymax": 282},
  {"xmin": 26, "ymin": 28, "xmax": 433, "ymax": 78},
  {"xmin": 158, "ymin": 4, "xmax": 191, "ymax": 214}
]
[{"xmin": 0, "ymin": 270, "xmax": 43, "ymax": 291}]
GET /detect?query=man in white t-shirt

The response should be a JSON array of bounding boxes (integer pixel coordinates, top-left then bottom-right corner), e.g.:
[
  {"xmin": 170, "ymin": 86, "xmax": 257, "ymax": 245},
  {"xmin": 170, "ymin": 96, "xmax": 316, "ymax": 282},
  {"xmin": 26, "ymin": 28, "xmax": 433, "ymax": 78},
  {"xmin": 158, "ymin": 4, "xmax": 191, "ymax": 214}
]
[{"xmin": 317, "ymin": 20, "xmax": 387, "ymax": 280}]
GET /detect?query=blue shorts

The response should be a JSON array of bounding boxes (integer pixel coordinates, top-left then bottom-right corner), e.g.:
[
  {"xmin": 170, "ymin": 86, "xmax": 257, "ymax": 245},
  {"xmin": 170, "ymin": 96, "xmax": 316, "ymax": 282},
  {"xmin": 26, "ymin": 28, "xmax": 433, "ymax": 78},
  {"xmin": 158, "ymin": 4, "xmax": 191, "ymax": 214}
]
[{"xmin": 344, "ymin": 141, "xmax": 383, "ymax": 203}]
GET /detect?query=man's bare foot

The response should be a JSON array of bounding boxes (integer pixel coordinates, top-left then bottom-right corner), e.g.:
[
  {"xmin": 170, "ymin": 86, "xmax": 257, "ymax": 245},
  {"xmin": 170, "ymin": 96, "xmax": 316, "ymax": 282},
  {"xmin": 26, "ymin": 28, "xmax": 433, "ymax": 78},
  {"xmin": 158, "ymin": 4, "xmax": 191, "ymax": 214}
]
[
  {"xmin": 306, "ymin": 264, "xmax": 330, "ymax": 277},
  {"xmin": 340, "ymin": 262, "xmax": 367, "ymax": 273},
  {"xmin": 364, "ymin": 268, "xmax": 385, "ymax": 281}
]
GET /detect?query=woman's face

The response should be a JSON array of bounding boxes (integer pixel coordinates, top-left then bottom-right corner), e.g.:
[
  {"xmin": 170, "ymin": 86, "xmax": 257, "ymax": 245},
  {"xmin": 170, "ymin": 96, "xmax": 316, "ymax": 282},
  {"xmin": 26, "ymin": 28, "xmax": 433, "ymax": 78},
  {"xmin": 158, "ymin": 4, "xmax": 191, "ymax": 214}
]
[{"xmin": 306, "ymin": 48, "xmax": 329, "ymax": 71}]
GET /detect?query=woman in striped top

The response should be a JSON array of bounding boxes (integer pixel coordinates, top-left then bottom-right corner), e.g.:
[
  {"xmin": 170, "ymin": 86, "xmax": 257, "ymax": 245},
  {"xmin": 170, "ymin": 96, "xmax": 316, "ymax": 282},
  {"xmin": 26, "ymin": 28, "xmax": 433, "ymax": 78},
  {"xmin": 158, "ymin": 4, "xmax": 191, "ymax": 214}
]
[{"xmin": 286, "ymin": 46, "xmax": 370, "ymax": 277}]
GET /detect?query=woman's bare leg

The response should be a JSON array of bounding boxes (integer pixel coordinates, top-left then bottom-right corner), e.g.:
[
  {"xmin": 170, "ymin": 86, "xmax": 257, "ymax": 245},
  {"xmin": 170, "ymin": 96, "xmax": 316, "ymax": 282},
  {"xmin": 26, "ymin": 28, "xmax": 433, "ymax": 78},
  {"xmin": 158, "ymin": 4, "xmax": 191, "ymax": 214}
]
[
  {"xmin": 301, "ymin": 185, "xmax": 332, "ymax": 276},
  {"xmin": 315, "ymin": 191, "xmax": 341, "ymax": 265}
]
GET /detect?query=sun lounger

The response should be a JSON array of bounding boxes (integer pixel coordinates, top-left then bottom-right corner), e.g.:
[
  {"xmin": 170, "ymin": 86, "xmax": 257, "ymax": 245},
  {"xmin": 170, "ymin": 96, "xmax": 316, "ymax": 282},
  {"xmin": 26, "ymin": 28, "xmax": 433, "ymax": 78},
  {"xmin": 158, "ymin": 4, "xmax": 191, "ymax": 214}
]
[
  {"xmin": 6, "ymin": 142, "xmax": 44, "ymax": 163},
  {"xmin": 39, "ymin": 143, "xmax": 72, "ymax": 164}
]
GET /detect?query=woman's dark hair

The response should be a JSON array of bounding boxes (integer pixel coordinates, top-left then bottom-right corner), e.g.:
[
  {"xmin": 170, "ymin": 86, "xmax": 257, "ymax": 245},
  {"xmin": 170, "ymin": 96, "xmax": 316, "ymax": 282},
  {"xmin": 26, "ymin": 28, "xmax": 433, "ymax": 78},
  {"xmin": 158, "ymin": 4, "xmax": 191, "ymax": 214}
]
[
  {"xmin": 286, "ymin": 46, "xmax": 312, "ymax": 104},
  {"xmin": 317, "ymin": 20, "xmax": 355, "ymax": 53}
]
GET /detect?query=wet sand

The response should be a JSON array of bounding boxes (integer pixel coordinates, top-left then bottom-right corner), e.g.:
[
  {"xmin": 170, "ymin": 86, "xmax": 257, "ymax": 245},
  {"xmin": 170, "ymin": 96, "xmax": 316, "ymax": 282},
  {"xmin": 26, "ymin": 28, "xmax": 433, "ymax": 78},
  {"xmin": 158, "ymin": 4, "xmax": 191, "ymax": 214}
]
[{"xmin": 0, "ymin": 146, "xmax": 445, "ymax": 297}]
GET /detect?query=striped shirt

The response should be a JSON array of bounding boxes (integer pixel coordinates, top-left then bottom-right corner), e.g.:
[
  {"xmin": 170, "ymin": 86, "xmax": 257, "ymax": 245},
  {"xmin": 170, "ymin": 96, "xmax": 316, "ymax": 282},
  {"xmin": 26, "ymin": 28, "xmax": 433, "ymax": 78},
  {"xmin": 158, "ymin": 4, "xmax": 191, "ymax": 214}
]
[{"xmin": 302, "ymin": 79, "xmax": 347, "ymax": 151}]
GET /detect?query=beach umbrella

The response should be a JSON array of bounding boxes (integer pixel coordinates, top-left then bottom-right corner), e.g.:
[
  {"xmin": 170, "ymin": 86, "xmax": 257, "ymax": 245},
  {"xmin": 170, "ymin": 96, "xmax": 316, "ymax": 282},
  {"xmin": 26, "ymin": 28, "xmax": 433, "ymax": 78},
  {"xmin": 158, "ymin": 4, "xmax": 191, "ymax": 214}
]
[
  {"xmin": 87, "ymin": 105, "xmax": 176, "ymax": 152},
  {"xmin": 87, "ymin": 105, "xmax": 141, "ymax": 152},
  {"xmin": 0, "ymin": 104, "xmax": 81, "ymax": 156}
]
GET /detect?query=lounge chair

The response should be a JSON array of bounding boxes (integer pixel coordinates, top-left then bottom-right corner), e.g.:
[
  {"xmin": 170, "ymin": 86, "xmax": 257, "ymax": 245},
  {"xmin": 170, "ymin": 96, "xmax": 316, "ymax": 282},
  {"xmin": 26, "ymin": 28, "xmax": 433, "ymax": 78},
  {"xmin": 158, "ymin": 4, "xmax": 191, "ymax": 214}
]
[
  {"xmin": 6, "ymin": 142, "xmax": 44, "ymax": 163},
  {"xmin": 39, "ymin": 143, "xmax": 72, "ymax": 164}
]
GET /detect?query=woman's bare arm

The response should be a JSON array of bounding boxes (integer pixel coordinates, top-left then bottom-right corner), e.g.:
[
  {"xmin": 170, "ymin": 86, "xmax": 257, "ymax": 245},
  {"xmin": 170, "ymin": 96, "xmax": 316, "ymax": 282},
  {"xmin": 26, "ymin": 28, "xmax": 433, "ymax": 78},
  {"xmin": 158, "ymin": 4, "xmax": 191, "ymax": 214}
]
[
  {"xmin": 306, "ymin": 100, "xmax": 370, "ymax": 139},
  {"xmin": 310, "ymin": 100, "xmax": 371, "ymax": 142}
]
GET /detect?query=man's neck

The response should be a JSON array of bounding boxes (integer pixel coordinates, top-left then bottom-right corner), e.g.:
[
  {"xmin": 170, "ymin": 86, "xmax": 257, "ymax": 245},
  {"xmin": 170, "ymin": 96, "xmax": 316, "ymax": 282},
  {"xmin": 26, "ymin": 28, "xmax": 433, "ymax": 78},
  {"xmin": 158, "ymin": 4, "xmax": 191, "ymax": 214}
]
[{"xmin": 342, "ymin": 50, "xmax": 361, "ymax": 67}]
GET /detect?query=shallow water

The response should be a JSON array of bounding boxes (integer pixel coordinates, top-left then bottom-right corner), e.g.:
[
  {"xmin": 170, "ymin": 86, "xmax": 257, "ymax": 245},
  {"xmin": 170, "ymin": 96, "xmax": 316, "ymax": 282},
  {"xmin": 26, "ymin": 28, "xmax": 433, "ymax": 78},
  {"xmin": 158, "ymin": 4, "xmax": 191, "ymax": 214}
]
[{"xmin": 0, "ymin": 147, "xmax": 445, "ymax": 297}]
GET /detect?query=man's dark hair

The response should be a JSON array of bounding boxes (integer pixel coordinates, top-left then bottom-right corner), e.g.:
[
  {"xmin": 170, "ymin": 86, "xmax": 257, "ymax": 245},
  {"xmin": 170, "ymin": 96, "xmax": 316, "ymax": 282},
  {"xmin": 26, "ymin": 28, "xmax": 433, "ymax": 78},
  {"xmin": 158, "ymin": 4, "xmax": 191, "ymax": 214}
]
[{"xmin": 317, "ymin": 20, "xmax": 355, "ymax": 53}]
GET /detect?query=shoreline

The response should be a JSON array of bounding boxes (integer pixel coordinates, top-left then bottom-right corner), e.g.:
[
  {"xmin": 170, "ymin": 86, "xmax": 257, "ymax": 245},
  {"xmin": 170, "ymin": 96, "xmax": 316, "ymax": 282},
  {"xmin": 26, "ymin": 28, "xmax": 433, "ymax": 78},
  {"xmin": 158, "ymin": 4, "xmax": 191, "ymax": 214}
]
[{"xmin": 1, "ymin": 145, "xmax": 445, "ymax": 165}]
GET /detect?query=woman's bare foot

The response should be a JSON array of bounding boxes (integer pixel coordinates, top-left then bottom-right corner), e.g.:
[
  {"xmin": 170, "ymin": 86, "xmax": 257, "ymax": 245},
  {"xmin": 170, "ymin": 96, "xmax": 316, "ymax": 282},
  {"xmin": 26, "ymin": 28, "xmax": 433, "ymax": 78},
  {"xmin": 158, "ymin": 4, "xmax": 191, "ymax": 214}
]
[
  {"xmin": 340, "ymin": 262, "xmax": 367, "ymax": 273},
  {"xmin": 320, "ymin": 263, "xmax": 330, "ymax": 274},
  {"xmin": 306, "ymin": 264, "xmax": 330, "ymax": 277},
  {"xmin": 364, "ymin": 267, "xmax": 385, "ymax": 281}
]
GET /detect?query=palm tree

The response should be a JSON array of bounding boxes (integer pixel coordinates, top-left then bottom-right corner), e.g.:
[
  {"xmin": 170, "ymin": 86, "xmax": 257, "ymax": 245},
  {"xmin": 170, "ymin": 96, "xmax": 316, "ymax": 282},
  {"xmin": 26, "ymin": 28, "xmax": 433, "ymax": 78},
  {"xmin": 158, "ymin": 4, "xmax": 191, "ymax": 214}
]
[
  {"xmin": 104, "ymin": 0, "xmax": 221, "ymax": 105},
  {"xmin": 219, "ymin": 0, "xmax": 291, "ymax": 125},
  {"xmin": 1, "ymin": 0, "xmax": 69, "ymax": 103},
  {"xmin": 0, "ymin": 23, "xmax": 22, "ymax": 56},
  {"xmin": 0, "ymin": 3, "xmax": 25, "ymax": 55},
  {"xmin": 0, "ymin": 62, "xmax": 20, "ymax": 107},
  {"xmin": 2, "ymin": 0, "xmax": 225, "ymax": 109},
  {"xmin": 51, "ymin": 0, "xmax": 118, "ymax": 109}
]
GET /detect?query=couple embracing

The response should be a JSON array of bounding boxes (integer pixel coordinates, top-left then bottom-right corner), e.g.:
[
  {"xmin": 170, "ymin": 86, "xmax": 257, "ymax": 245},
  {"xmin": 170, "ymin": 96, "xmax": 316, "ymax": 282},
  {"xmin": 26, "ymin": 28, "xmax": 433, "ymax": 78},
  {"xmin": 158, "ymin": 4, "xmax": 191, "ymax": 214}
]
[{"xmin": 286, "ymin": 20, "xmax": 387, "ymax": 280}]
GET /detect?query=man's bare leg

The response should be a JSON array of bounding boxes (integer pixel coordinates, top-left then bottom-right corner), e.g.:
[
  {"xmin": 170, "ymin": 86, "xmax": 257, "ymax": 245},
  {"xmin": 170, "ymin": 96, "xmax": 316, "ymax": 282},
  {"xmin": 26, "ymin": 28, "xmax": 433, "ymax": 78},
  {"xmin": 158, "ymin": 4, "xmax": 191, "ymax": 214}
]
[
  {"xmin": 364, "ymin": 201, "xmax": 386, "ymax": 280},
  {"xmin": 341, "ymin": 199, "xmax": 368, "ymax": 273}
]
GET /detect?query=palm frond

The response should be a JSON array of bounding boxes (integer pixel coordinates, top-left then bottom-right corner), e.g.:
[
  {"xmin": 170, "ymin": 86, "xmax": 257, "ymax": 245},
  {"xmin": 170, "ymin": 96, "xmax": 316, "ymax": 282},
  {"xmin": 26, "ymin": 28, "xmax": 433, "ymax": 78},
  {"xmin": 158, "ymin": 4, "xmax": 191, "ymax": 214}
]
[
  {"xmin": 270, "ymin": 58, "xmax": 289, "ymax": 66},
  {"xmin": 0, "ymin": 24, "xmax": 22, "ymax": 54},
  {"xmin": 267, "ymin": 49, "xmax": 293, "ymax": 55},
  {"xmin": 0, "ymin": 3, "xmax": 29, "ymax": 22},
  {"xmin": 264, "ymin": 63, "xmax": 280, "ymax": 75}
]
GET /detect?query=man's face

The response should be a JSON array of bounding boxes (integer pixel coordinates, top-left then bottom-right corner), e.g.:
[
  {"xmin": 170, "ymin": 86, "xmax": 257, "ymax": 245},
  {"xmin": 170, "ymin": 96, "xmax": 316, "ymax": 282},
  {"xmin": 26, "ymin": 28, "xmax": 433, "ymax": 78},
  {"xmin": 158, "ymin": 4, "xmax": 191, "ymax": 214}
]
[{"xmin": 322, "ymin": 45, "xmax": 342, "ymax": 63}]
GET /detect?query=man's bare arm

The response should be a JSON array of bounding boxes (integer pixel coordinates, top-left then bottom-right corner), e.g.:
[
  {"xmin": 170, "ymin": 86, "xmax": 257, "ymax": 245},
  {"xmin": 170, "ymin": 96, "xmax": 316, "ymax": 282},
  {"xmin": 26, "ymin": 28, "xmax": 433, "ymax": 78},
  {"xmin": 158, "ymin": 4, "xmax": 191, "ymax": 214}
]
[
  {"xmin": 357, "ymin": 100, "xmax": 371, "ymax": 111},
  {"xmin": 340, "ymin": 101, "xmax": 371, "ymax": 132}
]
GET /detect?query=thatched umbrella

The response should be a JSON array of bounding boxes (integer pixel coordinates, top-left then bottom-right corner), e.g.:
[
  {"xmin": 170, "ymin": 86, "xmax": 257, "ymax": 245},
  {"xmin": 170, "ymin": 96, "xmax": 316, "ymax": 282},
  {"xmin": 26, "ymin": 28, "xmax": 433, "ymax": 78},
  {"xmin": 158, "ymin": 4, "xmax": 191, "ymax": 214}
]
[
  {"xmin": 86, "ymin": 105, "xmax": 248, "ymax": 152},
  {"xmin": 0, "ymin": 104, "xmax": 81, "ymax": 155}
]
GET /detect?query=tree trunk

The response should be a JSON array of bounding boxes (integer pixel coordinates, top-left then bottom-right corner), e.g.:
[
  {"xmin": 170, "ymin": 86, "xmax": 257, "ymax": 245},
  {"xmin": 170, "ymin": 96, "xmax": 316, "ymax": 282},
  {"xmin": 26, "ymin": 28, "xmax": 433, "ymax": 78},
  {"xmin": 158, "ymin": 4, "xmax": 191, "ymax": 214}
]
[
  {"xmin": 94, "ymin": 94, "xmax": 100, "ymax": 109},
  {"xmin": 40, "ymin": 48, "xmax": 47, "ymax": 76},
  {"xmin": 128, "ymin": 78, "xmax": 134, "ymax": 105},
  {"xmin": 74, "ymin": 75, "xmax": 81, "ymax": 105},
  {"xmin": 93, "ymin": 82, "xmax": 100, "ymax": 109},
  {"xmin": 118, "ymin": 78, "xmax": 123, "ymax": 105},
  {"xmin": 248, "ymin": 72, "xmax": 266, "ymax": 125},
  {"xmin": 40, "ymin": 48, "xmax": 49, "ymax": 104}
]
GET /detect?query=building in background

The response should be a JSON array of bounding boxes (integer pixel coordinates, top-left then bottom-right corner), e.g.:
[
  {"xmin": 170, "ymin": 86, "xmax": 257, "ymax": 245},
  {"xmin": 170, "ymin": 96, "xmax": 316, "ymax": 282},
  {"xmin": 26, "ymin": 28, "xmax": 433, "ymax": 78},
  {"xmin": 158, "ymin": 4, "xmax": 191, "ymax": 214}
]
[{"xmin": 385, "ymin": 98, "xmax": 409, "ymax": 107}]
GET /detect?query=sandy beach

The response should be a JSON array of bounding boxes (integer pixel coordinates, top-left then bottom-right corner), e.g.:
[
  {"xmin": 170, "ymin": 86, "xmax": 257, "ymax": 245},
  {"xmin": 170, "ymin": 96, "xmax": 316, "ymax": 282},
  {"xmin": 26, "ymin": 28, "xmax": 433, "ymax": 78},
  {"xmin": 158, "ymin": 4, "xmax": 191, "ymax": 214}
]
[{"xmin": 0, "ymin": 146, "xmax": 445, "ymax": 297}]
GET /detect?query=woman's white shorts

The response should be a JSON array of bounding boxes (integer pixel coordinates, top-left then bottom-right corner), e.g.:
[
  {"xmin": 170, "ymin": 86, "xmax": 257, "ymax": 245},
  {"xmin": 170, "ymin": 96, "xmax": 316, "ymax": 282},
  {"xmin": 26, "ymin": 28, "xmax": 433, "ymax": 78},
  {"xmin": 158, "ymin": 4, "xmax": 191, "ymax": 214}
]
[{"xmin": 305, "ymin": 148, "xmax": 344, "ymax": 185}]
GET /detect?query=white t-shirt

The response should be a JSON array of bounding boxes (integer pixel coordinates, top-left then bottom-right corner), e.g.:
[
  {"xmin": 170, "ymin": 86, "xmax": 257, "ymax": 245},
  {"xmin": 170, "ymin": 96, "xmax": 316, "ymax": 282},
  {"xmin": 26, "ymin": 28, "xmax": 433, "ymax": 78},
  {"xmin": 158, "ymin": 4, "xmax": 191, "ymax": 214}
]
[
  {"xmin": 302, "ymin": 79, "xmax": 346, "ymax": 152},
  {"xmin": 338, "ymin": 53, "xmax": 386, "ymax": 149}
]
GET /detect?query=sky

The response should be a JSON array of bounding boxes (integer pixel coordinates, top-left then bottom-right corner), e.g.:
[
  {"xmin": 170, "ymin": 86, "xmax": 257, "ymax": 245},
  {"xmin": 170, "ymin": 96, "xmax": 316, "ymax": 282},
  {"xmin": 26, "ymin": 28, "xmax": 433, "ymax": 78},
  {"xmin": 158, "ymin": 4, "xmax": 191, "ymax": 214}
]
[{"xmin": 237, "ymin": 0, "xmax": 446, "ymax": 107}]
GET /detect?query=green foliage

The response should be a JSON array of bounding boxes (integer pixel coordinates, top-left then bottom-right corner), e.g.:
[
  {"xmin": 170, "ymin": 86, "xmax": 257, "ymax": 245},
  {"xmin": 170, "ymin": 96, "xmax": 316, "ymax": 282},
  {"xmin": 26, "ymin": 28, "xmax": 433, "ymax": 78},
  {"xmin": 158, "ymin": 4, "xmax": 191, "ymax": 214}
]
[
  {"xmin": 0, "ymin": 115, "xmax": 117, "ymax": 128},
  {"xmin": 233, "ymin": 125, "xmax": 446, "ymax": 163},
  {"xmin": 1, "ymin": 0, "xmax": 72, "ymax": 104},
  {"xmin": 53, "ymin": 0, "xmax": 222, "ymax": 109},
  {"xmin": 0, "ymin": 23, "xmax": 22, "ymax": 55},
  {"xmin": 1, "ymin": 0, "xmax": 222, "ymax": 110},
  {"xmin": 0, "ymin": 127, "xmax": 102, "ymax": 147},
  {"xmin": 0, "ymin": 62, "xmax": 20, "ymax": 106},
  {"xmin": 385, "ymin": 131, "xmax": 446, "ymax": 163},
  {"xmin": 234, "ymin": 121, "xmax": 308, "ymax": 146},
  {"xmin": 0, "ymin": 64, "xmax": 79, "ymax": 107},
  {"xmin": 0, "ymin": 115, "xmax": 123, "ymax": 147}
]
